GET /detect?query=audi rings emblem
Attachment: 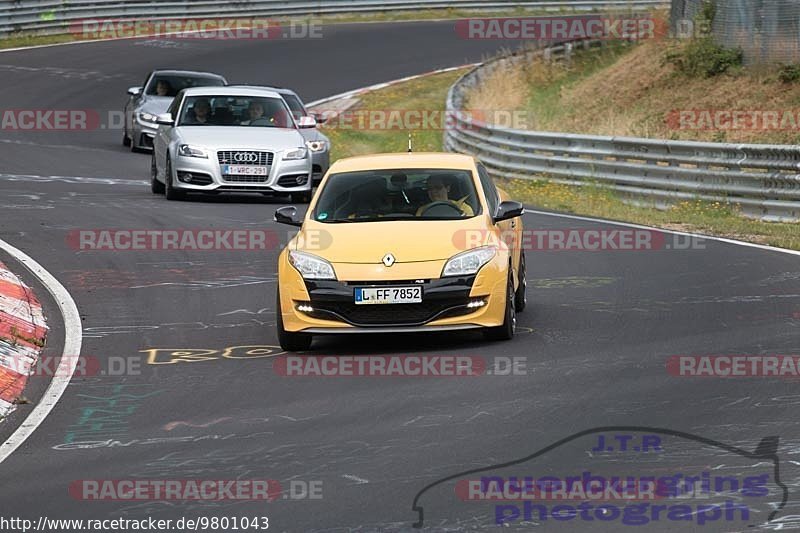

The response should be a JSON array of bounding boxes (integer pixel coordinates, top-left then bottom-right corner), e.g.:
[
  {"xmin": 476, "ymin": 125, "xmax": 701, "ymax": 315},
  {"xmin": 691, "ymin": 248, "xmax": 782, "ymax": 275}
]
[{"xmin": 233, "ymin": 152, "xmax": 259, "ymax": 163}]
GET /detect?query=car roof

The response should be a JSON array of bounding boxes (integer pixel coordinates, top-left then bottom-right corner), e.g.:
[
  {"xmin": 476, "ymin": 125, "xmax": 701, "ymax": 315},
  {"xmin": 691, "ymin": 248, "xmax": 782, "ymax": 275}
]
[
  {"xmin": 329, "ymin": 153, "xmax": 478, "ymax": 173},
  {"xmin": 181, "ymin": 86, "xmax": 283, "ymax": 98},
  {"xmin": 227, "ymin": 85, "xmax": 298, "ymax": 97},
  {"xmin": 151, "ymin": 70, "xmax": 226, "ymax": 79}
]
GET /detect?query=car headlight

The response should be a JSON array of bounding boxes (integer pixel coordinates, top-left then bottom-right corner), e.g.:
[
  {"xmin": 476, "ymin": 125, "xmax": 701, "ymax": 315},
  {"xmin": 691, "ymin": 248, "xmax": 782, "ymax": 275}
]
[
  {"xmin": 442, "ymin": 246, "xmax": 497, "ymax": 277},
  {"xmin": 137, "ymin": 112, "xmax": 158, "ymax": 124},
  {"xmin": 284, "ymin": 147, "xmax": 308, "ymax": 160},
  {"xmin": 289, "ymin": 251, "xmax": 336, "ymax": 280},
  {"xmin": 305, "ymin": 140, "xmax": 328, "ymax": 152},
  {"xmin": 177, "ymin": 144, "xmax": 208, "ymax": 159}
]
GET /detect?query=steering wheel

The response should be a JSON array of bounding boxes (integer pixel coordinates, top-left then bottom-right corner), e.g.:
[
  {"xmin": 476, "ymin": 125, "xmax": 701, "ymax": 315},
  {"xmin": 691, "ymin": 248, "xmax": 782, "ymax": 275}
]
[{"xmin": 418, "ymin": 201, "xmax": 464, "ymax": 216}]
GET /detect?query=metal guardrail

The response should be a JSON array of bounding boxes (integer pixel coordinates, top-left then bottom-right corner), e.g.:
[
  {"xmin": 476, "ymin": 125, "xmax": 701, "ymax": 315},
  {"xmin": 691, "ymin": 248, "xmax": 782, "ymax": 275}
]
[
  {"xmin": 444, "ymin": 41, "xmax": 800, "ymax": 222},
  {"xmin": 0, "ymin": 0, "xmax": 666, "ymax": 36}
]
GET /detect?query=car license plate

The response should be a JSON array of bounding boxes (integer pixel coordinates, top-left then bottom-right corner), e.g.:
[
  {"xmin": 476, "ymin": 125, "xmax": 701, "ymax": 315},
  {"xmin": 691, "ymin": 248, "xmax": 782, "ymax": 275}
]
[
  {"xmin": 354, "ymin": 286, "xmax": 422, "ymax": 305},
  {"xmin": 223, "ymin": 165, "xmax": 268, "ymax": 176}
]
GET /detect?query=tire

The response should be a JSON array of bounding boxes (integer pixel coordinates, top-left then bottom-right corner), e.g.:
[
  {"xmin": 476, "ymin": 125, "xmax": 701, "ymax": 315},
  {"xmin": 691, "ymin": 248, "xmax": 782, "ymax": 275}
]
[
  {"xmin": 514, "ymin": 252, "xmax": 527, "ymax": 313},
  {"xmin": 122, "ymin": 130, "xmax": 131, "ymax": 147},
  {"xmin": 483, "ymin": 272, "xmax": 516, "ymax": 341},
  {"xmin": 291, "ymin": 191, "xmax": 312, "ymax": 203},
  {"xmin": 276, "ymin": 286, "xmax": 312, "ymax": 351},
  {"xmin": 164, "ymin": 156, "xmax": 185, "ymax": 201},
  {"xmin": 150, "ymin": 153, "xmax": 165, "ymax": 194}
]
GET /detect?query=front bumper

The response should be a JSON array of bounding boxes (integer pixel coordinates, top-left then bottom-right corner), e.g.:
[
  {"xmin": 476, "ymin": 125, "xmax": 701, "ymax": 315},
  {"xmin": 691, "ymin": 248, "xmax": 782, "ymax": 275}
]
[
  {"xmin": 278, "ymin": 252, "xmax": 509, "ymax": 333},
  {"xmin": 310, "ymin": 150, "xmax": 329, "ymax": 187},
  {"xmin": 132, "ymin": 121, "xmax": 157, "ymax": 150},
  {"xmin": 171, "ymin": 150, "xmax": 312, "ymax": 194}
]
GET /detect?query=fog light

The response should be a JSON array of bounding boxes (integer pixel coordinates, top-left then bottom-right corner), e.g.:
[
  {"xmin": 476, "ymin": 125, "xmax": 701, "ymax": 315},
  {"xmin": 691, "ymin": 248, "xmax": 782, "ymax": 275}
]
[
  {"xmin": 296, "ymin": 175, "xmax": 308, "ymax": 185},
  {"xmin": 467, "ymin": 299, "xmax": 486, "ymax": 309},
  {"xmin": 178, "ymin": 172, "xmax": 193, "ymax": 183},
  {"xmin": 296, "ymin": 303, "xmax": 314, "ymax": 313}
]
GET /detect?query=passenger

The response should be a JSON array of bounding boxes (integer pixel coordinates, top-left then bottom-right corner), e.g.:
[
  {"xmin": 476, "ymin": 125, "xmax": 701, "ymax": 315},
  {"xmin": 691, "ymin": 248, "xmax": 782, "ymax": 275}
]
[{"xmin": 241, "ymin": 101, "xmax": 269, "ymax": 126}]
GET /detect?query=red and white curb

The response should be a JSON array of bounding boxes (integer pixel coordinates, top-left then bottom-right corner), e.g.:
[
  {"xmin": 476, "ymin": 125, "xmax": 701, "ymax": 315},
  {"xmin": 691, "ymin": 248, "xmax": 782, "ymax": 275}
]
[{"xmin": 0, "ymin": 261, "xmax": 47, "ymax": 418}]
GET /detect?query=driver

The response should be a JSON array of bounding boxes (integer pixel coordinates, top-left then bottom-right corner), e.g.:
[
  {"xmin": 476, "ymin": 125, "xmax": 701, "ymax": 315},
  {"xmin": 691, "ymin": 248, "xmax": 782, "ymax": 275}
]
[
  {"xmin": 416, "ymin": 175, "xmax": 473, "ymax": 216},
  {"xmin": 241, "ymin": 101, "xmax": 268, "ymax": 125}
]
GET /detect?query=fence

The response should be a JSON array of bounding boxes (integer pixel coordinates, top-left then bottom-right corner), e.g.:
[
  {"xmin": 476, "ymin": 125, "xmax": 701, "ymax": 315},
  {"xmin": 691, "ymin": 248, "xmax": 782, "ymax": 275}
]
[
  {"xmin": 0, "ymin": 0, "xmax": 667, "ymax": 37},
  {"xmin": 444, "ymin": 40, "xmax": 800, "ymax": 221},
  {"xmin": 670, "ymin": 0, "xmax": 800, "ymax": 65}
]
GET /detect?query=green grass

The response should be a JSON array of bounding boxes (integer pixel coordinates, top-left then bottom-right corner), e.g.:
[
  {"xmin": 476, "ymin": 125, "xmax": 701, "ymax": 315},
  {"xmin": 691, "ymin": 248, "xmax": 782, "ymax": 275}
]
[
  {"xmin": 320, "ymin": 68, "xmax": 800, "ymax": 251},
  {"xmin": 522, "ymin": 43, "xmax": 633, "ymax": 127}
]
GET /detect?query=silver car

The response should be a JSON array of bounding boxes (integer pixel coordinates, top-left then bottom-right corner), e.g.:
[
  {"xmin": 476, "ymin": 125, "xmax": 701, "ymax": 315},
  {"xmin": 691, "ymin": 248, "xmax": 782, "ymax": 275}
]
[
  {"xmin": 230, "ymin": 85, "xmax": 331, "ymax": 186},
  {"xmin": 123, "ymin": 69, "xmax": 227, "ymax": 152},
  {"xmin": 151, "ymin": 86, "xmax": 314, "ymax": 202}
]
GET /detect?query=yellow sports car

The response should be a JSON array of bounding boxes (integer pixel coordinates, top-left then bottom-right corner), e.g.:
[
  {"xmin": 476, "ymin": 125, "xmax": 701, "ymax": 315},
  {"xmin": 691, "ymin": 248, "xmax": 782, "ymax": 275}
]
[{"xmin": 274, "ymin": 152, "xmax": 526, "ymax": 351}]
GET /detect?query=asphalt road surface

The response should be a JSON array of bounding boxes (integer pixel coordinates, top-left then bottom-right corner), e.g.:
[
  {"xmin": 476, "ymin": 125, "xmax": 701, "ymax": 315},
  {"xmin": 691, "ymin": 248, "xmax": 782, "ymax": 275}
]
[{"xmin": 0, "ymin": 20, "xmax": 798, "ymax": 532}]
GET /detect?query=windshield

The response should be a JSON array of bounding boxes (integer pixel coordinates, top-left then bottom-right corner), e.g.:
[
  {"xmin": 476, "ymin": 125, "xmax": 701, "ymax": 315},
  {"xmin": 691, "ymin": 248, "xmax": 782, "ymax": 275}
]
[
  {"xmin": 282, "ymin": 93, "xmax": 307, "ymax": 120},
  {"xmin": 145, "ymin": 75, "xmax": 224, "ymax": 97},
  {"xmin": 312, "ymin": 168, "xmax": 482, "ymax": 222},
  {"xmin": 177, "ymin": 95, "xmax": 295, "ymax": 127}
]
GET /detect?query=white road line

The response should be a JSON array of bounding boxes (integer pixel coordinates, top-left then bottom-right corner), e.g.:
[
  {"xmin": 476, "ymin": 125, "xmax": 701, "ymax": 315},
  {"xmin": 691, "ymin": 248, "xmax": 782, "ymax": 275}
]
[
  {"xmin": 0, "ymin": 238, "xmax": 82, "ymax": 464},
  {"xmin": 524, "ymin": 208, "xmax": 800, "ymax": 257}
]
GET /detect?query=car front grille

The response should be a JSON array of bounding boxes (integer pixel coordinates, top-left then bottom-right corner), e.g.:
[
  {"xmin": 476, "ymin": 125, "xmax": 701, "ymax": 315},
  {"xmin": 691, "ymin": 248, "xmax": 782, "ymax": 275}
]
[
  {"xmin": 305, "ymin": 298, "xmax": 473, "ymax": 327},
  {"xmin": 217, "ymin": 151, "xmax": 273, "ymax": 166},
  {"xmin": 222, "ymin": 175, "xmax": 269, "ymax": 183}
]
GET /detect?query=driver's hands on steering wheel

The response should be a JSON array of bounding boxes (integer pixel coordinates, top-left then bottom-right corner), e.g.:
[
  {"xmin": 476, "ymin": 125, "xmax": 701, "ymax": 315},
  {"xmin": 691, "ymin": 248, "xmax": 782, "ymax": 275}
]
[{"xmin": 416, "ymin": 200, "xmax": 469, "ymax": 217}]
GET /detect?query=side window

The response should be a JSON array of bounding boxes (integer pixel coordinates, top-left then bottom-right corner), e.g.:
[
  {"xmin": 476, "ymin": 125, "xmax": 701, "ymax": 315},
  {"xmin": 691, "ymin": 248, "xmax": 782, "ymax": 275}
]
[
  {"xmin": 477, "ymin": 164, "xmax": 500, "ymax": 216},
  {"xmin": 167, "ymin": 91, "xmax": 184, "ymax": 121}
]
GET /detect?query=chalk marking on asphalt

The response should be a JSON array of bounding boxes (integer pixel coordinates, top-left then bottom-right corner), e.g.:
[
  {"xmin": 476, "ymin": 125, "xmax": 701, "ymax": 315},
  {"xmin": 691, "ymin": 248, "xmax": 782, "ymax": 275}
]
[
  {"xmin": 342, "ymin": 474, "xmax": 369, "ymax": 484},
  {"xmin": 0, "ymin": 238, "xmax": 82, "ymax": 464}
]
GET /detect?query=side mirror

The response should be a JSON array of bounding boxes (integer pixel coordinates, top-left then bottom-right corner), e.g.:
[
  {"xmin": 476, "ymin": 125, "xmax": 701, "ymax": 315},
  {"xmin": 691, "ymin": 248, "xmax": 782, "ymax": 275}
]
[
  {"xmin": 155, "ymin": 113, "xmax": 174, "ymax": 126},
  {"xmin": 296, "ymin": 116, "xmax": 317, "ymax": 129},
  {"xmin": 275, "ymin": 206, "xmax": 303, "ymax": 227},
  {"xmin": 493, "ymin": 200, "xmax": 524, "ymax": 223},
  {"xmin": 127, "ymin": 86, "xmax": 142, "ymax": 97},
  {"xmin": 311, "ymin": 111, "xmax": 328, "ymax": 124}
]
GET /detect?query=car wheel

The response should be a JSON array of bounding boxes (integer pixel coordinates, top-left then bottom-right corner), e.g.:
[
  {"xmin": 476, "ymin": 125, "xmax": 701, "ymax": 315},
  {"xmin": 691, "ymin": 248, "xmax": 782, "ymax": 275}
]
[
  {"xmin": 122, "ymin": 130, "xmax": 131, "ymax": 147},
  {"xmin": 514, "ymin": 252, "xmax": 527, "ymax": 313},
  {"xmin": 291, "ymin": 191, "xmax": 312, "ymax": 203},
  {"xmin": 276, "ymin": 286, "xmax": 312, "ymax": 351},
  {"xmin": 164, "ymin": 156, "xmax": 185, "ymax": 201},
  {"xmin": 150, "ymin": 153, "xmax": 164, "ymax": 194},
  {"xmin": 484, "ymin": 272, "xmax": 516, "ymax": 341}
]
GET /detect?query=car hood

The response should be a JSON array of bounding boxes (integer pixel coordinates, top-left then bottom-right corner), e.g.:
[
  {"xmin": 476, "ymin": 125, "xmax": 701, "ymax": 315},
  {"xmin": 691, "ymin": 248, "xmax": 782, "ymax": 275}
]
[
  {"xmin": 137, "ymin": 96, "xmax": 173, "ymax": 114},
  {"xmin": 176, "ymin": 126, "xmax": 305, "ymax": 151},
  {"xmin": 294, "ymin": 217, "xmax": 489, "ymax": 264}
]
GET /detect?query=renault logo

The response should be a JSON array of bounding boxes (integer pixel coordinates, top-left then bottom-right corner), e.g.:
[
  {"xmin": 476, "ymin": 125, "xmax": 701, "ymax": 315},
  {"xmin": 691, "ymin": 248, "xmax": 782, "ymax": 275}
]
[
  {"xmin": 382, "ymin": 253, "xmax": 396, "ymax": 267},
  {"xmin": 233, "ymin": 152, "xmax": 259, "ymax": 163}
]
